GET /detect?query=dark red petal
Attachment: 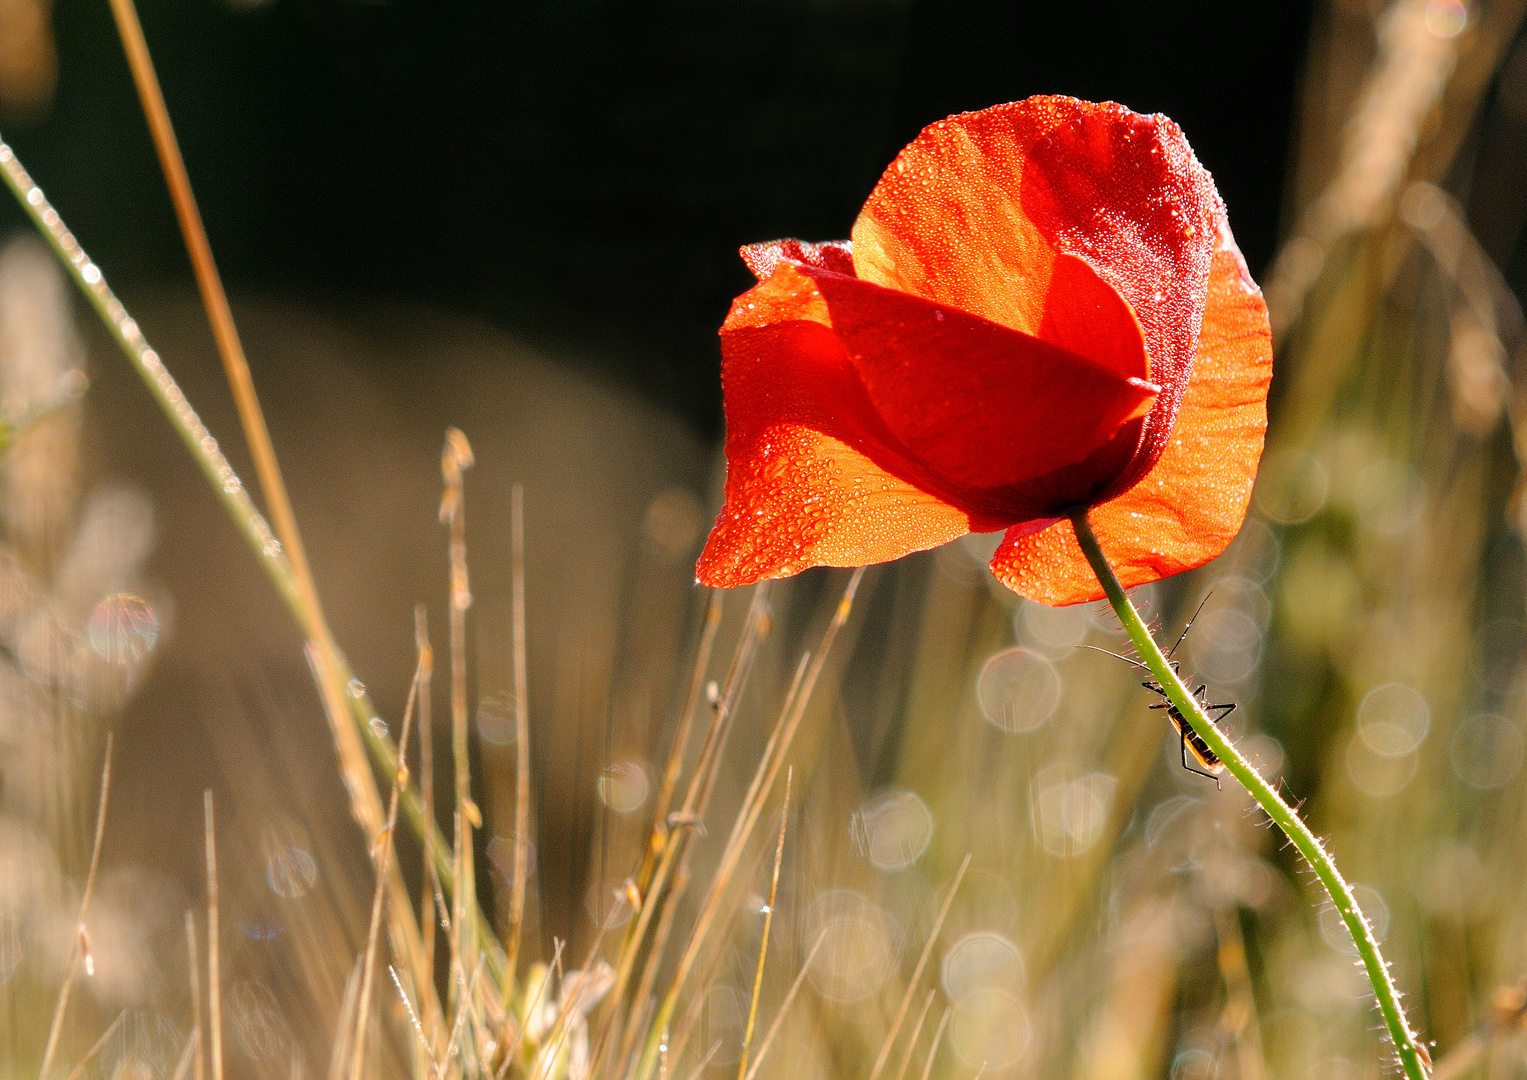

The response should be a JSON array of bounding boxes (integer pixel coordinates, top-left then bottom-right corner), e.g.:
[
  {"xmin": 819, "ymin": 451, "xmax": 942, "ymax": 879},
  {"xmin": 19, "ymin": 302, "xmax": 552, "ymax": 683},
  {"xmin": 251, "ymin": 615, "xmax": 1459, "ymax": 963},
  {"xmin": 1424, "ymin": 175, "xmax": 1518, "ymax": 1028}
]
[
  {"xmin": 991, "ymin": 212, "xmax": 1273, "ymax": 605},
  {"xmin": 852, "ymin": 96, "xmax": 1220, "ymax": 492},
  {"xmin": 800, "ymin": 266, "xmax": 1158, "ymax": 495},
  {"xmin": 740, "ymin": 238, "xmax": 856, "ymax": 282},
  {"xmin": 697, "ymin": 266, "xmax": 975, "ymax": 587}
]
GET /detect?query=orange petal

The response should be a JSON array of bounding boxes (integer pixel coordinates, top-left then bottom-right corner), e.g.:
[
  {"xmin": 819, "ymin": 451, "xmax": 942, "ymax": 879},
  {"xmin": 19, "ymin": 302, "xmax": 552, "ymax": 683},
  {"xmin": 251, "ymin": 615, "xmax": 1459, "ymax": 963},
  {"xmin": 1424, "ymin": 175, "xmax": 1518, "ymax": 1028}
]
[
  {"xmin": 803, "ymin": 267, "xmax": 1158, "ymax": 493},
  {"xmin": 851, "ymin": 96, "xmax": 1220, "ymax": 493},
  {"xmin": 991, "ymin": 212, "xmax": 1273, "ymax": 605},
  {"xmin": 740, "ymin": 238, "xmax": 855, "ymax": 282},
  {"xmin": 697, "ymin": 269, "xmax": 976, "ymax": 587}
]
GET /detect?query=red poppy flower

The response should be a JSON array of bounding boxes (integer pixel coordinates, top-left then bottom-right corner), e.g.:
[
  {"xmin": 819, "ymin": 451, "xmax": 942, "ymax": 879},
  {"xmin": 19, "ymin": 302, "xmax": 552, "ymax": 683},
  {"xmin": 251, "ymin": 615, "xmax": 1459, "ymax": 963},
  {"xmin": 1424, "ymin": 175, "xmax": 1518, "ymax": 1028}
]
[{"xmin": 695, "ymin": 96, "xmax": 1273, "ymax": 605}]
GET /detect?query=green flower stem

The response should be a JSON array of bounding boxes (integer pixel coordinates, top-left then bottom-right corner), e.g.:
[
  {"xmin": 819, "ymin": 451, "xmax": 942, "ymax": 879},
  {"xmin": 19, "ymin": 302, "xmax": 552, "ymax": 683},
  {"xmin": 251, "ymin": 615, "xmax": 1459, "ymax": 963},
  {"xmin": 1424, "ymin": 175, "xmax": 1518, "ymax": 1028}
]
[
  {"xmin": 1070, "ymin": 510, "xmax": 1428, "ymax": 1080},
  {"xmin": 0, "ymin": 136, "xmax": 505, "ymax": 984}
]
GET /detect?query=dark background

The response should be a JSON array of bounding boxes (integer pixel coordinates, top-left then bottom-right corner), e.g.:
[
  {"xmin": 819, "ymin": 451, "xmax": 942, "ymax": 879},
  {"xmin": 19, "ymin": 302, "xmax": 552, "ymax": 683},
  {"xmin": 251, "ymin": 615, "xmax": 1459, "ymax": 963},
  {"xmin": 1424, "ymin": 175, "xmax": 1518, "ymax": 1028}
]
[{"xmin": 0, "ymin": 0, "xmax": 1315, "ymax": 439}]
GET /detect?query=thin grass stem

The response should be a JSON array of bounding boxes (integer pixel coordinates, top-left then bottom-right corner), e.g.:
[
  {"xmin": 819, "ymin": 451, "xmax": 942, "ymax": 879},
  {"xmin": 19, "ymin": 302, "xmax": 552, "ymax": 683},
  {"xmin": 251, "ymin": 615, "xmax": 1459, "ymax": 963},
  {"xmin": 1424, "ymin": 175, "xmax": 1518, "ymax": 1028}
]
[
  {"xmin": 620, "ymin": 866, "xmax": 690, "ymax": 1072},
  {"xmin": 916, "ymin": 1009, "xmax": 950, "ymax": 1080},
  {"xmin": 204, "ymin": 792, "xmax": 223, "ymax": 1080},
  {"xmin": 185, "ymin": 912, "xmax": 203, "ymax": 1080},
  {"xmin": 351, "ymin": 640, "xmax": 425, "ymax": 1080},
  {"xmin": 96, "ymin": 4, "xmax": 450, "ymax": 1003},
  {"xmin": 442, "ymin": 429, "xmax": 478, "ymax": 1026},
  {"xmin": 62, "ymin": 1010, "xmax": 124, "ymax": 1080},
  {"xmin": 638, "ymin": 573, "xmax": 863, "ymax": 1080},
  {"xmin": 741, "ymin": 930, "xmax": 825, "ymax": 1080},
  {"xmin": 890, "ymin": 991, "xmax": 937, "ymax": 1080},
  {"xmin": 735, "ymin": 768, "xmax": 791, "ymax": 1080},
  {"xmin": 168, "ymin": 1029, "xmax": 198, "ymax": 1080},
  {"xmin": 0, "ymin": 135, "xmax": 501, "ymax": 985},
  {"xmin": 504, "ymin": 481, "xmax": 533, "ymax": 1006},
  {"xmin": 606, "ymin": 590, "xmax": 770, "ymax": 1068},
  {"xmin": 39, "ymin": 731, "xmax": 113, "ymax": 1080},
  {"xmin": 1069, "ymin": 509, "xmax": 1429, "ymax": 1080},
  {"xmin": 417, "ymin": 604, "xmax": 440, "ymax": 1054},
  {"xmin": 867, "ymin": 854, "xmax": 970, "ymax": 1080}
]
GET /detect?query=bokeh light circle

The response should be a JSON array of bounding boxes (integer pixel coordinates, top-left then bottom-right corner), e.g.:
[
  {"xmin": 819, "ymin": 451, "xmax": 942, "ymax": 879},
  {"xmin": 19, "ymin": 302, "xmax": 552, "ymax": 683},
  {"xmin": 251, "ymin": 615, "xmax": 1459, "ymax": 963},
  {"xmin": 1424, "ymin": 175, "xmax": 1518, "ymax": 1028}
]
[
  {"xmin": 941, "ymin": 930, "xmax": 1024, "ymax": 1001},
  {"xmin": 948, "ymin": 989, "xmax": 1031, "ymax": 1070},
  {"xmin": 87, "ymin": 595, "xmax": 159, "ymax": 665},
  {"xmin": 977, "ymin": 648, "xmax": 1060, "ymax": 733},
  {"xmin": 803, "ymin": 890, "xmax": 898, "ymax": 1002},
  {"xmin": 1356, "ymin": 683, "xmax": 1430, "ymax": 756},
  {"xmin": 851, "ymin": 790, "xmax": 933, "ymax": 871},
  {"xmin": 1449, "ymin": 714, "xmax": 1525, "ymax": 790}
]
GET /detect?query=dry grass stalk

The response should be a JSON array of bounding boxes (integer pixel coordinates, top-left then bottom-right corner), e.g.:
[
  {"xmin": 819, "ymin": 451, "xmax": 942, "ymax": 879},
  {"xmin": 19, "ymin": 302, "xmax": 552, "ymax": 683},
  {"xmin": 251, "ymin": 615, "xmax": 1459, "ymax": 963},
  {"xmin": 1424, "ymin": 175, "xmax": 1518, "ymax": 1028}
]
[
  {"xmin": 417, "ymin": 603, "xmax": 440, "ymax": 1054},
  {"xmin": 867, "ymin": 854, "xmax": 972, "ymax": 1080},
  {"xmin": 203, "ymin": 790, "xmax": 223, "ymax": 1080},
  {"xmin": 890, "ymin": 992, "xmax": 937, "ymax": 1080},
  {"xmin": 606, "ymin": 590, "xmax": 771, "ymax": 1070},
  {"xmin": 185, "ymin": 911, "xmax": 204, "ymax": 1080},
  {"xmin": 442, "ymin": 427, "xmax": 479, "ymax": 1031},
  {"xmin": 60, "ymin": 1009, "xmax": 124, "ymax": 1080},
  {"xmin": 98, "ymin": 4, "xmax": 446, "ymax": 987},
  {"xmin": 168, "ymin": 1029, "xmax": 199, "ymax": 1080},
  {"xmin": 505, "ymin": 481, "xmax": 534, "ymax": 1000},
  {"xmin": 38, "ymin": 731, "xmax": 113, "ymax": 1080},
  {"xmin": 734, "ymin": 767, "xmax": 792, "ymax": 1080},
  {"xmin": 916, "ymin": 1009, "xmax": 951, "ymax": 1080},
  {"xmin": 351, "ymin": 638, "xmax": 427, "ymax": 1080},
  {"xmin": 740, "ymin": 930, "xmax": 827, "ymax": 1080},
  {"xmin": 642, "ymin": 571, "xmax": 865, "ymax": 1080}
]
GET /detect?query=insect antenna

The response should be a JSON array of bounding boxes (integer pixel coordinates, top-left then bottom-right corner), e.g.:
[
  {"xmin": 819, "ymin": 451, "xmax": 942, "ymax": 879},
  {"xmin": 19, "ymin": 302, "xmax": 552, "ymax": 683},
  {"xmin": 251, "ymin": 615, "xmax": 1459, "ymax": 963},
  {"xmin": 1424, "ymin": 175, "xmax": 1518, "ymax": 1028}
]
[
  {"xmin": 1075, "ymin": 644, "xmax": 1150, "ymax": 672},
  {"xmin": 1167, "ymin": 591, "xmax": 1215, "ymax": 659}
]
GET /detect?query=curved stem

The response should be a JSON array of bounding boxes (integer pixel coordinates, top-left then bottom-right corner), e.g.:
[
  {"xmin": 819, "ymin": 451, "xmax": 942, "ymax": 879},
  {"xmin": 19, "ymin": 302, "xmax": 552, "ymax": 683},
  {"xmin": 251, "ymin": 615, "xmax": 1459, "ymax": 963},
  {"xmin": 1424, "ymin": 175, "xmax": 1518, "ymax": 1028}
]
[{"xmin": 1069, "ymin": 510, "xmax": 1429, "ymax": 1080}]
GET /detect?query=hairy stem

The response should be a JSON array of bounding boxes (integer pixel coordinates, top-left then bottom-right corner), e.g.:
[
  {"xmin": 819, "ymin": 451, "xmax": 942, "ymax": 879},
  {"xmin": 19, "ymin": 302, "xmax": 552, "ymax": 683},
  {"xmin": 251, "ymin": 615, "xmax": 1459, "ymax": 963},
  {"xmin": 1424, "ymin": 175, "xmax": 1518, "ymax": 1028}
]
[{"xmin": 1069, "ymin": 510, "xmax": 1429, "ymax": 1080}]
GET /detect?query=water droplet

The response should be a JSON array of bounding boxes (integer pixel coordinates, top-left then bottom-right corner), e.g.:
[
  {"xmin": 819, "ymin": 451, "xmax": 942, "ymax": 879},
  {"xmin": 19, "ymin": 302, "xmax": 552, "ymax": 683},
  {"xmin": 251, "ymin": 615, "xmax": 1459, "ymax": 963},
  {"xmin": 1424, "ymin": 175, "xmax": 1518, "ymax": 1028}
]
[{"xmin": 368, "ymin": 716, "xmax": 389, "ymax": 739}]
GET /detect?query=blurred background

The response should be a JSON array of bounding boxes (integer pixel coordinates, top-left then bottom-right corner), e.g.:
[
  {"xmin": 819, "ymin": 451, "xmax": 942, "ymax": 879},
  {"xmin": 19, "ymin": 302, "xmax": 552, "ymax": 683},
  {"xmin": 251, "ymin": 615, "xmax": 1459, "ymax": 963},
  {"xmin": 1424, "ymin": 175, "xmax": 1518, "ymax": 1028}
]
[{"xmin": 3, "ymin": 1, "xmax": 1527, "ymax": 1079}]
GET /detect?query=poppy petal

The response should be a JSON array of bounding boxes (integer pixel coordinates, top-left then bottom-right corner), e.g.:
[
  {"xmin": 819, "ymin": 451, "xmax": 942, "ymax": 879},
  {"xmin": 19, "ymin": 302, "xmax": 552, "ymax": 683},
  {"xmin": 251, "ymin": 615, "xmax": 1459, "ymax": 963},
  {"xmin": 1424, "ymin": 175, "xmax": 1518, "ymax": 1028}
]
[
  {"xmin": 740, "ymin": 238, "xmax": 856, "ymax": 282},
  {"xmin": 697, "ymin": 267, "xmax": 976, "ymax": 587},
  {"xmin": 800, "ymin": 266, "xmax": 1158, "ymax": 494},
  {"xmin": 851, "ymin": 96, "xmax": 1219, "ymax": 491},
  {"xmin": 989, "ymin": 212, "xmax": 1273, "ymax": 605}
]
